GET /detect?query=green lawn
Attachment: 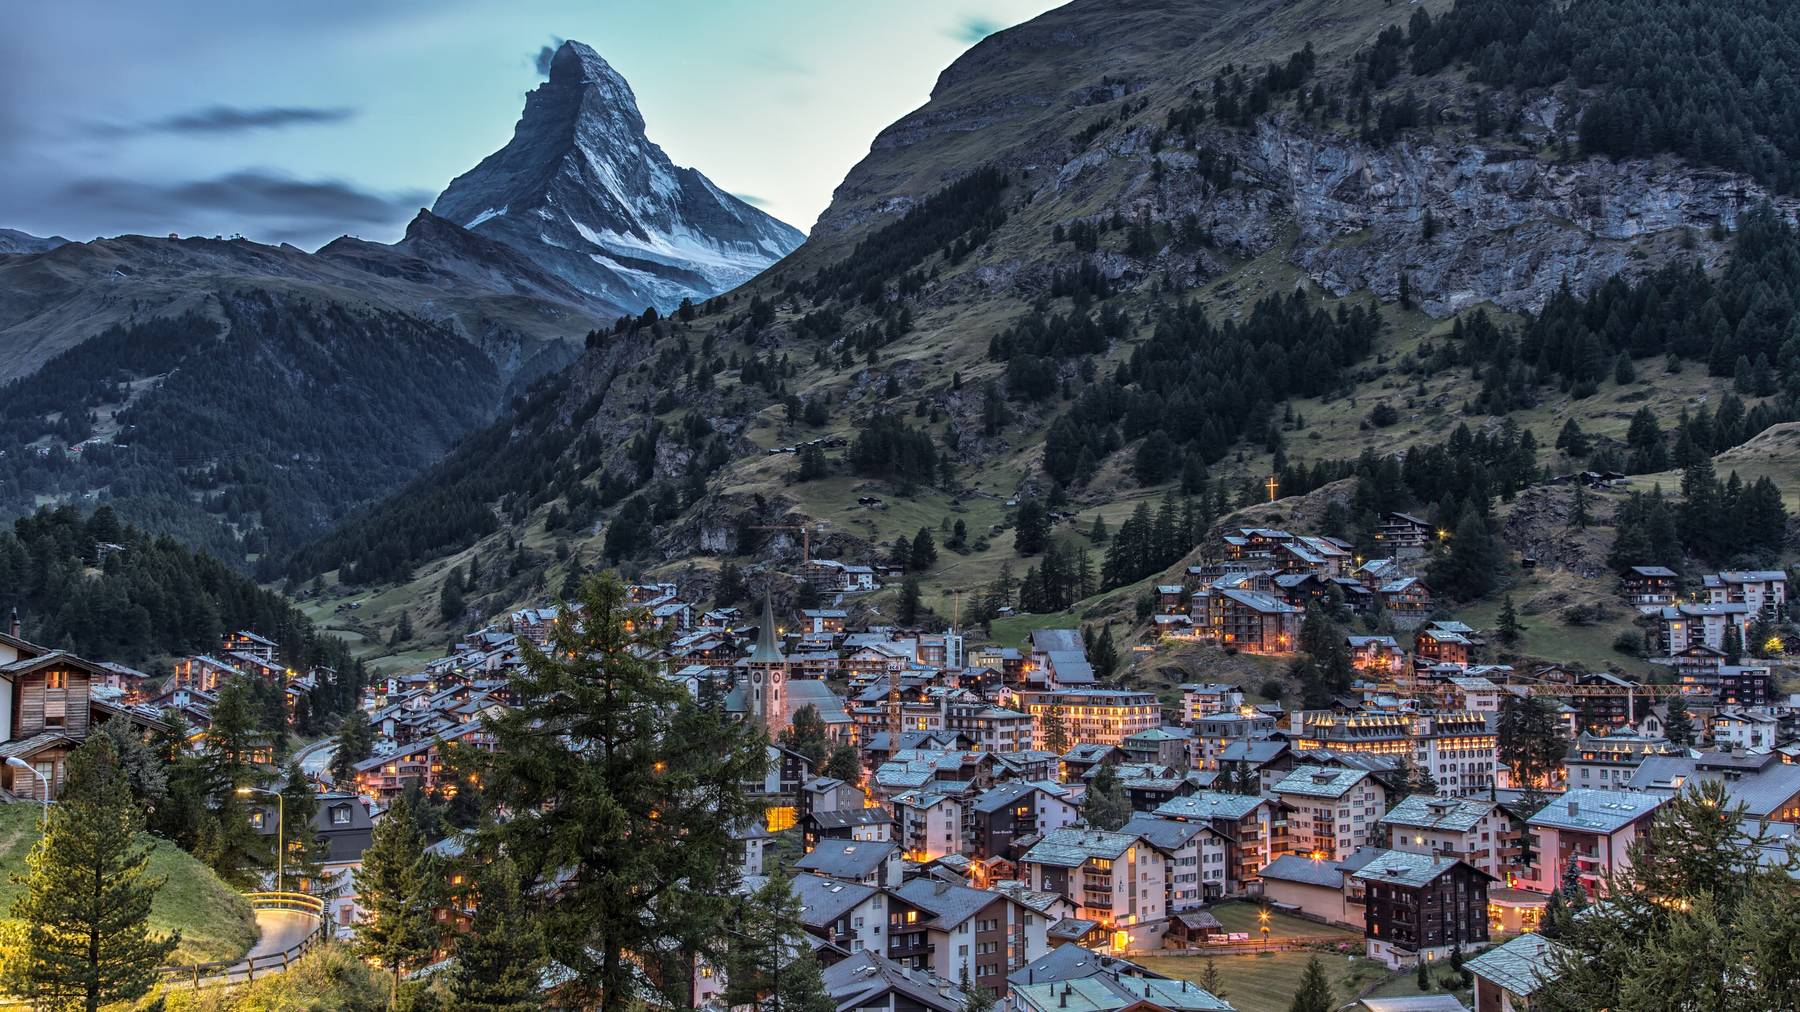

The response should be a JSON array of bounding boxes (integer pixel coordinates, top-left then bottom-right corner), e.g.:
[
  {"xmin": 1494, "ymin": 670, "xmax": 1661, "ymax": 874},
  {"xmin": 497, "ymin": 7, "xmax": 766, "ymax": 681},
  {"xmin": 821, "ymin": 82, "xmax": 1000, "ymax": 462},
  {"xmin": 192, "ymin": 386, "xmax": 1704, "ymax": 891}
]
[
  {"xmin": 1204, "ymin": 900, "xmax": 1360, "ymax": 939},
  {"xmin": 1139, "ymin": 949, "xmax": 1388, "ymax": 1012},
  {"xmin": 0, "ymin": 803, "xmax": 256, "ymax": 964}
]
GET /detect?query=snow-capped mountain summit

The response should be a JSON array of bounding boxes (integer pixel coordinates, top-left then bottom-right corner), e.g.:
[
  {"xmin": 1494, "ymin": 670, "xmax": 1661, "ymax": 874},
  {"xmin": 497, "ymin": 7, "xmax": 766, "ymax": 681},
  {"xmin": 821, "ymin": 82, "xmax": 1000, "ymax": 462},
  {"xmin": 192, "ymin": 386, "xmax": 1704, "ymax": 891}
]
[{"xmin": 433, "ymin": 40, "xmax": 803, "ymax": 316}]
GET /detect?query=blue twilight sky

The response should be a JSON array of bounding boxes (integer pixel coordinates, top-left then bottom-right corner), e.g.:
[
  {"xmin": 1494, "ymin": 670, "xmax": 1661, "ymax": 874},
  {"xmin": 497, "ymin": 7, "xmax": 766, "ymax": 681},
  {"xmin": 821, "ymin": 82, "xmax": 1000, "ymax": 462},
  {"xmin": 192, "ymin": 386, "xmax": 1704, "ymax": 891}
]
[{"xmin": 0, "ymin": 1, "xmax": 1061, "ymax": 249}]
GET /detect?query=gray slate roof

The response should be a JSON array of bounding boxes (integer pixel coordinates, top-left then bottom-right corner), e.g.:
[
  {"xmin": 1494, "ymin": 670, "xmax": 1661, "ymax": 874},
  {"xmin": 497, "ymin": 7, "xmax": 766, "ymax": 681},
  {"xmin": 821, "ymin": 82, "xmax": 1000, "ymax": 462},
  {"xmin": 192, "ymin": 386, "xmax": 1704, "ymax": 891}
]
[
  {"xmin": 1021, "ymin": 827, "xmax": 1138, "ymax": 867},
  {"xmin": 1153, "ymin": 791, "xmax": 1267, "ymax": 822},
  {"xmin": 1274, "ymin": 764, "xmax": 1372, "ymax": 799},
  {"xmin": 1349, "ymin": 849, "xmax": 1472, "ymax": 889},
  {"xmin": 790, "ymin": 872, "xmax": 878, "ymax": 928},
  {"xmin": 1378, "ymin": 795, "xmax": 1500, "ymax": 834},
  {"xmin": 1260, "ymin": 853, "xmax": 1346, "ymax": 889},
  {"xmin": 1527, "ymin": 789, "xmax": 1666, "ymax": 833},
  {"xmin": 890, "ymin": 877, "xmax": 999, "ymax": 928},
  {"xmin": 793, "ymin": 840, "xmax": 895, "ymax": 879},
  {"xmin": 1465, "ymin": 932, "xmax": 1569, "ymax": 996}
]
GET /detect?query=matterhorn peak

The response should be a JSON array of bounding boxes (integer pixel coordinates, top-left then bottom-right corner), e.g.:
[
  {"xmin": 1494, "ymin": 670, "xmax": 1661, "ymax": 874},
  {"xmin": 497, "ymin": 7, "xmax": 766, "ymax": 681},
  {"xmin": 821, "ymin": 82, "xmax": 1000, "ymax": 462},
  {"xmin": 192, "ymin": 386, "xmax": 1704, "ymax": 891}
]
[{"xmin": 431, "ymin": 39, "xmax": 802, "ymax": 317}]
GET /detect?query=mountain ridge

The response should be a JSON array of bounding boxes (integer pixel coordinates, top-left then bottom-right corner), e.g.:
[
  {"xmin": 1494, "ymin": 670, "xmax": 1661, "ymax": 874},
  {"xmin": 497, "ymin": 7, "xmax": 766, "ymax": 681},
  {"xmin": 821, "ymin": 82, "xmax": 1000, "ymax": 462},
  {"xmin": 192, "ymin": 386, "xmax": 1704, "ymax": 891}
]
[
  {"xmin": 0, "ymin": 40, "xmax": 798, "ymax": 567},
  {"xmin": 0, "ymin": 228, "xmax": 68, "ymax": 255}
]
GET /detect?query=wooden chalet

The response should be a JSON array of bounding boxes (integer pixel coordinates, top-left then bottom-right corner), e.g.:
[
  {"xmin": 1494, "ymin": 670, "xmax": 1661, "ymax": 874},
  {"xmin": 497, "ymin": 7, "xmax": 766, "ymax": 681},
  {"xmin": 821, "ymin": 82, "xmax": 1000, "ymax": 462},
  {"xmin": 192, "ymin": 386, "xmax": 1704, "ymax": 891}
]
[
  {"xmin": 0, "ymin": 625, "xmax": 167, "ymax": 799},
  {"xmin": 1375, "ymin": 512, "xmax": 1432, "ymax": 556},
  {"xmin": 1620, "ymin": 565, "xmax": 1678, "ymax": 611}
]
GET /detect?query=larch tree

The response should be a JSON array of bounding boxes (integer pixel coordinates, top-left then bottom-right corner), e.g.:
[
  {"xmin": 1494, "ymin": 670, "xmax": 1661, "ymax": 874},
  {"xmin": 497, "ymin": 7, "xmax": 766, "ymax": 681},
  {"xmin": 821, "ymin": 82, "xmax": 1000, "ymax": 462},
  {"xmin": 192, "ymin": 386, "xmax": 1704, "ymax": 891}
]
[
  {"xmin": 823, "ymin": 743, "xmax": 864, "ymax": 784},
  {"xmin": 276, "ymin": 761, "xmax": 326, "ymax": 892},
  {"xmin": 1, "ymin": 734, "xmax": 180, "ymax": 1012},
  {"xmin": 329, "ymin": 708, "xmax": 376, "ymax": 785},
  {"xmin": 474, "ymin": 572, "xmax": 769, "ymax": 1010},
  {"xmin": 780, "ymin": 704, "xmax": 832, "ymax": 767},
  {"xmin": 1544, "ymin": 780, "xmax": 1800, "ymax": 1011},
  {"xmin": 1041, "ymin": 706, "xmax": 1071, "ymax": 755}
]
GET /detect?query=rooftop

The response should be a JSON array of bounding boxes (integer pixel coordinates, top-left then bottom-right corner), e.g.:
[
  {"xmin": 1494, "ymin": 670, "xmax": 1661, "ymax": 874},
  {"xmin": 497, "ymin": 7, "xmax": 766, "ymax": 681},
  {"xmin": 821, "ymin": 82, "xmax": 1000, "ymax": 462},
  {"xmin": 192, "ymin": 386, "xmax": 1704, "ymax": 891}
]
[
  {"xmin": 1153, "ymin": 791, "xmax": 1266, "ymax": 822},
  {"xmin": 1021, "ymin": 827, "xmax": 1140, "ymax": 867},
  {"xmin": 1273, "ymin": 765, "xmax": 1372, "ymax": 799},
  {"xmin": 792, "ymin": 840, "xmax": 896, "ymax": 880},
  {"xmin": 1527, "ymin": 789, "xmax": 1666, "ymax": 834},
  {"xmin": 1349, "ymin": 849, "xmax": 1470, "ymax": 889},
  {"xmin": 1465, "ymin": 932, "xmax": 1569, "ymax": 996},
  {"xmin": 1378, "ymin": 795, "xmax": 1500, "ymax": 834}
]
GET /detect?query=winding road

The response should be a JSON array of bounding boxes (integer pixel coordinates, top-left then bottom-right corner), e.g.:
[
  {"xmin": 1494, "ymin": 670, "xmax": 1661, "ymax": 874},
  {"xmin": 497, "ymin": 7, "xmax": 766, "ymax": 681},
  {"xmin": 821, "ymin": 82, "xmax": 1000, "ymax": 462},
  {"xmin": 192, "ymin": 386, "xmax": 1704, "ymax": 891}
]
[{"xmin": 294, "ymin": 738, "xmax": 337, "ymax": 783}]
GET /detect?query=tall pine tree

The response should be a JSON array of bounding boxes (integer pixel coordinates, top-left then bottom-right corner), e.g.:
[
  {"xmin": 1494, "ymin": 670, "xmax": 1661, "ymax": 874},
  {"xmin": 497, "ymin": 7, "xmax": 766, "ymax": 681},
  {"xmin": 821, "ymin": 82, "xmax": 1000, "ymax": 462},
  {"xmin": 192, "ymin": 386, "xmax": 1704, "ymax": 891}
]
[
  {"xmin": 1, "ymin": 735, "xmax": 180, "ymax": 1011},
  {"xmin": 448, "ymin": 856, "xmax": 545, "ymax": 1011},
  {"xmin": 473, "ymin": 573, "xmax": 769, "ymax": 1010},
  {"xmin": 355, "ymin": 796, "xmax": 438, "ymax": 1003}
]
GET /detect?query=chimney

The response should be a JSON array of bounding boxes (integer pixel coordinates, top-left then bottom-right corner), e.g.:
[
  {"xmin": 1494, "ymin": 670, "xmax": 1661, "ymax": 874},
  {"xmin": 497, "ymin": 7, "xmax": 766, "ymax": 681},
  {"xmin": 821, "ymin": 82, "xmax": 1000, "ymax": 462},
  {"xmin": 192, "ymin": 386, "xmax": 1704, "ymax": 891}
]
[{"xmin": 6, "ymin": 607, "xmax": 17, "ymax": 640}]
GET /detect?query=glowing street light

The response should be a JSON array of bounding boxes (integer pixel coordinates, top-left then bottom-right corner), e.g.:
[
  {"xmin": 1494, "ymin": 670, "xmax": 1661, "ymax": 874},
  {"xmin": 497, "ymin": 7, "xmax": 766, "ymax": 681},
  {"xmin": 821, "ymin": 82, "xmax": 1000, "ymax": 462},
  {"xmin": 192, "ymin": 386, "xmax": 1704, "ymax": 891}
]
[{"xmin": 5, "ymin": 758, "xmax": 48, "ymax": 828}]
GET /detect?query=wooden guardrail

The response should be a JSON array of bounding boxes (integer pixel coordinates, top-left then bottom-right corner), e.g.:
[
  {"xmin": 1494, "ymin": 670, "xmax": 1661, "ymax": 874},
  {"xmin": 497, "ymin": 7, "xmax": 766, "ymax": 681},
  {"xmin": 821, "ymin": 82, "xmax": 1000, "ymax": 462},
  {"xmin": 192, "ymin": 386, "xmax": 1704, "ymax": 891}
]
[{"xmin": 157, "ymin": 891, "xmax": 329, "ymax": 990}]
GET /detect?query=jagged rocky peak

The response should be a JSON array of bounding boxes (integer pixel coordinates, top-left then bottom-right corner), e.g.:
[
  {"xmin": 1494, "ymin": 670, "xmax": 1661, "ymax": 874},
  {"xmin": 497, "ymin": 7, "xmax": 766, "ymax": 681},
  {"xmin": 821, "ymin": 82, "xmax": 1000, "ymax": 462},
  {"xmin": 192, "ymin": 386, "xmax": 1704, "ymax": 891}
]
[{"xmin": 433, "ymin": 39, "xmax": 803, "ymax": 317}]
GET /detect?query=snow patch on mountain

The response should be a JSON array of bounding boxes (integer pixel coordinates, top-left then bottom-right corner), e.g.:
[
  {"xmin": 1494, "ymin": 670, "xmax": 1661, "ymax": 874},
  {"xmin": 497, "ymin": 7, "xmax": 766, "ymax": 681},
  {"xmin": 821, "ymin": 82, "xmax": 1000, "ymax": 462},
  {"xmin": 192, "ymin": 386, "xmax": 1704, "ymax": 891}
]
[{"xmin": 464, "ymin": 206, "xmax": 507, "ymax": 229}]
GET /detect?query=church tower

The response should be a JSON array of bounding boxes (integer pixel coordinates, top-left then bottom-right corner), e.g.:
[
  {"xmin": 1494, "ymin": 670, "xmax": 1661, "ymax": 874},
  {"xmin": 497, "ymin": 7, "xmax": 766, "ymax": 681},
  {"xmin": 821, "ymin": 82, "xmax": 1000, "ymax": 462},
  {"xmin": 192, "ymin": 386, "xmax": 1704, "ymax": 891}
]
[{"xmin": 743, "ymin": 591, "xmax": 789, "ymax": 736}]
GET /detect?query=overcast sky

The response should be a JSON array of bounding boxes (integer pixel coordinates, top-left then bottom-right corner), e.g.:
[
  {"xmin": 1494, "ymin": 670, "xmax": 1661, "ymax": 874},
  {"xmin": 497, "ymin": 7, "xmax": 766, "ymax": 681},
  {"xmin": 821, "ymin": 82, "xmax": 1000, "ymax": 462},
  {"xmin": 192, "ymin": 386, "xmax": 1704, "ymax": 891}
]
[{"xmin": 0, "ymin": 1, "xmax": 1061, "ymax": 248}]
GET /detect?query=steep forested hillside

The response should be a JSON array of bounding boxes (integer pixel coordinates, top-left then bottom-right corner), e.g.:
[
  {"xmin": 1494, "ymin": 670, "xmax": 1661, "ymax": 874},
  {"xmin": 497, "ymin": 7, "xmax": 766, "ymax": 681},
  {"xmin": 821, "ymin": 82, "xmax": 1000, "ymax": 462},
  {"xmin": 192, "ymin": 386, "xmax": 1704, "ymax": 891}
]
[
  {"xmin": 0, "ymin": 505, "xmax": 365, "ymax": 725},
  {"xmin": 295, "ymin": 0, "xmax": 1800, "ymax": 661},
  {"xmin": 1407, "ymin": 0, "xmax": 1800, "ymax": 189},
  {"xmin": 0, "ymin": 293, "xmax": 509, "ymax": 569}
]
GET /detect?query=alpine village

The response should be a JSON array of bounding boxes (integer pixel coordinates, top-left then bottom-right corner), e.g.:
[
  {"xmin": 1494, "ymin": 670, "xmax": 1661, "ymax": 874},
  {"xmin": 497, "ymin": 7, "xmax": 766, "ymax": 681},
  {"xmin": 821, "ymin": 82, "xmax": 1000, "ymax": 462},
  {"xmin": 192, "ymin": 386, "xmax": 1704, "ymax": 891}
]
[{"xmin": 3, "ymin": 1, "xmax": 1800, "ymax": 1010}]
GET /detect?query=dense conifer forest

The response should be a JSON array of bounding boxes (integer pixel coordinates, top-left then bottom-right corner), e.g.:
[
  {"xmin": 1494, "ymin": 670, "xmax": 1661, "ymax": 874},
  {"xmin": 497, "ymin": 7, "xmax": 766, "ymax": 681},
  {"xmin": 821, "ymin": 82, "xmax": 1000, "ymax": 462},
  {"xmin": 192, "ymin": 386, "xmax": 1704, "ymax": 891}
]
[
  {"xmin": 0, "ymin": 295, "xmax": 503, "ymax": 568},
  {"xmin": 0, "ymin": 505, "xmax": 364, "ymax": 724},
  {"xmin": 1407, "ymin": 0, "xmax": 1800, "ymax": 189}
]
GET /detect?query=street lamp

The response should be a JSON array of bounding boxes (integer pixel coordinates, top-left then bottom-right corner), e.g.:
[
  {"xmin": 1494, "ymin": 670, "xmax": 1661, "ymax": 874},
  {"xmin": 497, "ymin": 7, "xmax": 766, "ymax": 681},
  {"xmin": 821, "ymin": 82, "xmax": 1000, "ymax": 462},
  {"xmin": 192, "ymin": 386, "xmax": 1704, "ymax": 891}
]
[
  {"xmin": 237, "ymin": 786, "xmax": 285, "ymax": 894},
  {"xmin": 5, "ymin": 757, "xmax": 48, "ymax": 828},
  {"xmin": 1258, "ymin": 906, "xmax": 1271, "ymax": 953}
]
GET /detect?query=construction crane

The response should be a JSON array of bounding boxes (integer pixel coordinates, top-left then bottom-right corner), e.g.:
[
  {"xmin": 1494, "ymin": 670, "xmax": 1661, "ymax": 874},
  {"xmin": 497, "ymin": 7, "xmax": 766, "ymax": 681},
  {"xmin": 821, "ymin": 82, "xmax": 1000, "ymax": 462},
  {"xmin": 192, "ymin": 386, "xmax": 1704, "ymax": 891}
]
[{"xmin": 751, "ymin": 521, "xmax": 830, "ymax": 564}]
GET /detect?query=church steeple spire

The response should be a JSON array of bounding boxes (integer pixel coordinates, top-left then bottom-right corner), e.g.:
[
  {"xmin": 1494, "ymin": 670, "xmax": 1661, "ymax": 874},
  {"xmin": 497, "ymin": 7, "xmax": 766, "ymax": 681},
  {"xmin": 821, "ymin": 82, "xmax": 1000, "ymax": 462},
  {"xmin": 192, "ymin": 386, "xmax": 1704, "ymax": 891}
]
[
  {"xmin": 747, "ymin": 590, "xmax": 786, "ymax": 664},
  {"xmin": 742, "ymin": 590, "xmax": 788, "ymax": 736}
]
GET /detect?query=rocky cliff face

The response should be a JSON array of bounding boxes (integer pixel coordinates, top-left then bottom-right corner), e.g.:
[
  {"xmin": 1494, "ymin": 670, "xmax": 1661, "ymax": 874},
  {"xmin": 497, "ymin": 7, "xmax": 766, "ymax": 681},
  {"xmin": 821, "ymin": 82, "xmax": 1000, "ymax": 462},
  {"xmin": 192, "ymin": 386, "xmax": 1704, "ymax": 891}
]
[
  {"xmin": 433, "ymin": 41, "xmax": 805, "ymax": 317},
  {"xmin": 799, "ymin": 0, "xmax": 1794, "ymax": 319},
  {"xmin": 1048, "ymin": 112, "xmax": 1796, "ymax": 318},
  {"xmin": 1256, "ymin": 118, "xmax": 1789, "ymax": 316}
]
